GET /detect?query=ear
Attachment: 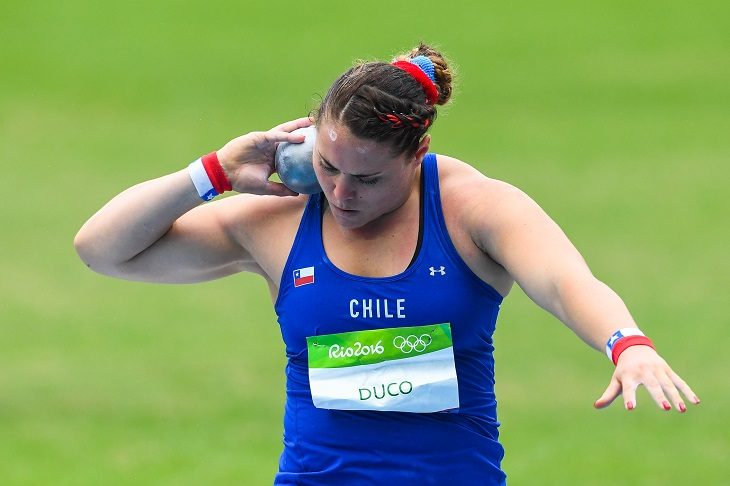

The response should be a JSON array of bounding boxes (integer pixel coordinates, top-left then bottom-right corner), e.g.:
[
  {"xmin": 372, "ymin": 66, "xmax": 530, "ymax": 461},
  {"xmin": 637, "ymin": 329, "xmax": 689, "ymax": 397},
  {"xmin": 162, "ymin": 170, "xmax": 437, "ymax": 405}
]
[{"xmin": 413, "ymin": 134, "xmax": 431, "ymax": 164}]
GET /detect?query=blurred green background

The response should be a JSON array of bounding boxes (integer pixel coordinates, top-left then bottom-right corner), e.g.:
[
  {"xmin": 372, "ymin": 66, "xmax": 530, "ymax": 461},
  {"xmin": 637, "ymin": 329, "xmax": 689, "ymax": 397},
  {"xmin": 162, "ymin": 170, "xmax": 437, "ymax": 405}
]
[{"xmin": 1, "ymin": 0, "xmax": 728, "ymax": 484}]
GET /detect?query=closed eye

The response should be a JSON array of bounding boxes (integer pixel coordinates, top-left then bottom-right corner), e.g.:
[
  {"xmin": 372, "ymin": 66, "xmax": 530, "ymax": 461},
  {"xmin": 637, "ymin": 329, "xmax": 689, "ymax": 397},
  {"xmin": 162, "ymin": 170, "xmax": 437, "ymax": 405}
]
[
  {"xmin": 319, "ymin": 159, "xmax": 338, "ymax": 173},
  {"xmin": 318, "ymin": 155, "xmax": 379, "ymax": 184}
]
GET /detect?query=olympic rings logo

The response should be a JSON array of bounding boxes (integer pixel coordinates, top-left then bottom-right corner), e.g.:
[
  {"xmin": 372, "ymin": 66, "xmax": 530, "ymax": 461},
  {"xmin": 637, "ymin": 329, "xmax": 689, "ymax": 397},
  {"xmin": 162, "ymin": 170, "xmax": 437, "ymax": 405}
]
[{"xmin": 393, "ymin": 334, "xmax": 433, "ymax": 354}]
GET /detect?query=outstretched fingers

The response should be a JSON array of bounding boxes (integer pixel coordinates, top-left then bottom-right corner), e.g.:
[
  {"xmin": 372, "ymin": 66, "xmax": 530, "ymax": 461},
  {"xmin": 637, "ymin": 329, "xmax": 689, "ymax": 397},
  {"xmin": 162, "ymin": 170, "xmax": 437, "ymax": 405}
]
[
  {"xmin": 643, "ymin": 374, "xmax": 675, "ymax": 411},
  {"xmin": 628, "ymin": 365, "xmax": 699, "ymax": 413},
  {"xmin": 657, "ymin": 372, "xmax": 686, "ymax": 412},
  {"xmin": 595, "ymin": 346, "xmax": 700, "ymax": 413},
  {"xmin": 594, "ymin": 377, "xmax": 622, "ymax": 409},
  {"xmin": 670, "ymin": 369, "xmax": 701, "ymax": 406}
]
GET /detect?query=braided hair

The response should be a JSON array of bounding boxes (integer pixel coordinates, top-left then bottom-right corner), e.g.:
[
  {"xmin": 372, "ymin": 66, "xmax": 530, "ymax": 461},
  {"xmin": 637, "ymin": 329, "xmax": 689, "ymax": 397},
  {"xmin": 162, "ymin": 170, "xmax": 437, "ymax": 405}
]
[{"xmin": 313, "ymin": 43, "xmax": 454, "ymax": 156}]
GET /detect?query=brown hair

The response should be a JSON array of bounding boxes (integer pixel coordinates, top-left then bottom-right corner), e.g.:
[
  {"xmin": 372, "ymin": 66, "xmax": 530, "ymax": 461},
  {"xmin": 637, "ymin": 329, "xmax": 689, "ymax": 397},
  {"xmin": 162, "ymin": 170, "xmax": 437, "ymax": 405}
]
[{"xmin": 313, "ymin": 43, "xmax": 454, "ymax": 156}]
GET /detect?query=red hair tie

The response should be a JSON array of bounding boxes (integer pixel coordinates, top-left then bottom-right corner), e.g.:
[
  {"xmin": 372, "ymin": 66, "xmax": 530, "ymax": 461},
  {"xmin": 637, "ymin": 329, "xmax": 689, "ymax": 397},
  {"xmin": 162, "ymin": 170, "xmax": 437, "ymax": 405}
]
[
  {"xmin": 391, "ymin": 60, "xmax": 439, "ymax": 105},
  {"xmin": 378, "ymin": 113, "xmax": 403, "ymax": 127},
  {"xmin": 377, "ymin": 112, "xmax": 431, "ymax": 130}
]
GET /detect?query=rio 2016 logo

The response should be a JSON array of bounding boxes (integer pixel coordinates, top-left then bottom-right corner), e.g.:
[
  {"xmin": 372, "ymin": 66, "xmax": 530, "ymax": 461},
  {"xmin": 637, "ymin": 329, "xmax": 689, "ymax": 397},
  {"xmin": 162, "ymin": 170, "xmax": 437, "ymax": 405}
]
[
  {"xmin": 328, "ymin": 340, "xmax": 384, "ymax": 359},
  {"xmin": 393, "ymin": 334, "xmax": 432, "ymax": 354}
]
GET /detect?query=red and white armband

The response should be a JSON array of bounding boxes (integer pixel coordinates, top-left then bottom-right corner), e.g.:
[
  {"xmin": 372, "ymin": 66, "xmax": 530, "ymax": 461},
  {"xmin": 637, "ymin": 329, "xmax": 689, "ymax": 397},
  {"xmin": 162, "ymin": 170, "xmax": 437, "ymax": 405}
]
[
  {"xmin": 605, "ymin": 328, "xmax": 656, "ymax": 365},
  {"xmin": 188, "ymin": 151, "xmax": 232, "ymax": 201}
]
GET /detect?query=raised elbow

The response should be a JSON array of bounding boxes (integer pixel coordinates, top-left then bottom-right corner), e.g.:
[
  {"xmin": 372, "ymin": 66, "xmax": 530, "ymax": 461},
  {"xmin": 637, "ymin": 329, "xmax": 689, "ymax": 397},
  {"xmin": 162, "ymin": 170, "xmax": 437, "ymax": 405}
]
[
  {"xmin": 74, "ymin": 230, "xmax": 98, "ymax": 270},
  {"xmin": 73, "ymin": 229, "xmax": 117, "ymax": 275}
]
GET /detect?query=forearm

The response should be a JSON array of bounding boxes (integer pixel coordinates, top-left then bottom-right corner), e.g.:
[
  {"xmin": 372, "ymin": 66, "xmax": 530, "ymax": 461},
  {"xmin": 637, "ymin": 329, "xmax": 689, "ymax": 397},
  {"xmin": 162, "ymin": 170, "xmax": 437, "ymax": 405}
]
[
  {"xmin": 551, "ymin": 274, "xmax": 638, "ymax": 352},
  {"xmin": 74, "ymin": 169, "xmax": 202, "ymax": 267}
]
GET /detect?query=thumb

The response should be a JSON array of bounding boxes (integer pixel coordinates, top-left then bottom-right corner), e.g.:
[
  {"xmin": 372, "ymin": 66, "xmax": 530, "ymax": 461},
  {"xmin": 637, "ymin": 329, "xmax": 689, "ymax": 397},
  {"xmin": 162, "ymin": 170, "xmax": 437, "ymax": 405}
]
[{"xmin": 594, "ymin": 376, "xmax": 622, "ymax": 409}]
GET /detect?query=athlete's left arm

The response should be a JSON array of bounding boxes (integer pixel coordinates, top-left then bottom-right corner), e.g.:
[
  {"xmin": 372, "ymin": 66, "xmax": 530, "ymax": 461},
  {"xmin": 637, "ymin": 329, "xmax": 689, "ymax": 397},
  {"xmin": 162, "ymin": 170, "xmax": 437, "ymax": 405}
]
[{"xmin": 464, "ymin": 177, "xmax": 699, "ymax": 412}]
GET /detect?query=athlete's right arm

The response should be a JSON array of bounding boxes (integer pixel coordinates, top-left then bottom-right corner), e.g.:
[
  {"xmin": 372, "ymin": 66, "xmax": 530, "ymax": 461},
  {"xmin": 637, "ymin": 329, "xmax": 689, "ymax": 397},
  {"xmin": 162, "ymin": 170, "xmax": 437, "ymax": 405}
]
[{"xmin": 73, "ymin": 117, "xmax": 312, "ymax": 284}]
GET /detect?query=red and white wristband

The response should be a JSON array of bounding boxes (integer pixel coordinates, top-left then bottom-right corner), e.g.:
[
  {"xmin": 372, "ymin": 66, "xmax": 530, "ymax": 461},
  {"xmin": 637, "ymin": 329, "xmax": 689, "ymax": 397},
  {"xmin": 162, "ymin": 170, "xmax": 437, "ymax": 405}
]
[
  {"xmin": 188, "ymin": 151, "xmax": 232, "ymax": 201},
  {"xmin": 605, "ymin": 328, "xmax": 655, "ymax": 365}
]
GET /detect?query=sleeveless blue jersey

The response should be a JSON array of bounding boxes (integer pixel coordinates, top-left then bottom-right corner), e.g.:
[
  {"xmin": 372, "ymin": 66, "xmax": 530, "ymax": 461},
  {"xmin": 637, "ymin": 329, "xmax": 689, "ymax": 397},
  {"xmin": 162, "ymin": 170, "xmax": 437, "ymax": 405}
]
[{"xmin": 274, "ymin": 154, "xmax": 506, "ymax": 485}]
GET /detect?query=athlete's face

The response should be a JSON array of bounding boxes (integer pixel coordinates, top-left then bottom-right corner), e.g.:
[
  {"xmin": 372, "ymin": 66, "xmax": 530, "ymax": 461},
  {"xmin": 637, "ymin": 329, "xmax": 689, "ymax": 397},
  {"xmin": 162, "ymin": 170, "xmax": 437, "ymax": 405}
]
[{"xmin": 314, "ymin": 121, "xmax": 429, "ymax": 230}]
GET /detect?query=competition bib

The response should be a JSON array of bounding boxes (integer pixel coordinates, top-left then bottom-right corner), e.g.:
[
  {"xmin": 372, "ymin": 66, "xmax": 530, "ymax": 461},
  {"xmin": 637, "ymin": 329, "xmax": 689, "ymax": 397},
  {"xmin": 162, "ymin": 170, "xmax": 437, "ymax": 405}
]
[{"xmin": 306, "ymin": 324, "xmax": 459, "ymax": 413}]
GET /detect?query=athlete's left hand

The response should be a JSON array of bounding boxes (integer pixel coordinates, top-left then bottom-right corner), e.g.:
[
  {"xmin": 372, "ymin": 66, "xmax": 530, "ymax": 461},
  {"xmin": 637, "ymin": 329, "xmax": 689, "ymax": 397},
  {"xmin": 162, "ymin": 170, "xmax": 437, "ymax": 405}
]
[{"xmin": 593, "ymin": 345, "xmax": 700, "ymax": 412}]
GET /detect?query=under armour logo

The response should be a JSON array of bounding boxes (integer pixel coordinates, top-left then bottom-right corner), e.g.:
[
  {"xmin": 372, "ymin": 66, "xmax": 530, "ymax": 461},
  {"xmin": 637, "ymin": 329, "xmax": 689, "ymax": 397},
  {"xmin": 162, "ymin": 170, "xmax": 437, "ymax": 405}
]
[{"xmin": 429, "ymin": 266, "xmax": 446, "ymax": 276}]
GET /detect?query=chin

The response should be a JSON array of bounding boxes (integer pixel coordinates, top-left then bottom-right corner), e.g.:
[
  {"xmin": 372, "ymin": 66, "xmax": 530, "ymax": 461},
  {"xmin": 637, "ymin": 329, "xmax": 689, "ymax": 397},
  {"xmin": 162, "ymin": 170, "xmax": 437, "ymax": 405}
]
[{"xmin": 332, "ymin": 213, "xmax": 367, "ymax": 229}]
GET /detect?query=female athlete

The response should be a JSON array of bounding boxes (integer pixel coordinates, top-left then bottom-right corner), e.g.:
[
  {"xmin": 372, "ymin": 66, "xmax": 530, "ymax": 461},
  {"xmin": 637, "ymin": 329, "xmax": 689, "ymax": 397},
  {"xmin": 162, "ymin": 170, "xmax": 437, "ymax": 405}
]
[{"xmin": 74, "ymin": 43, "xmax": 699, "ymax": 484}]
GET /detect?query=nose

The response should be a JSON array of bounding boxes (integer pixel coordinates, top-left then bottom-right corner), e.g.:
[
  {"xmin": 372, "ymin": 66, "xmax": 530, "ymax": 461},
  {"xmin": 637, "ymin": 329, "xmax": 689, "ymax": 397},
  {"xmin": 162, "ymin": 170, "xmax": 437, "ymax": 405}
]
[{"xmin": 332, "ymin": 176, "xmax": 356, "ymax": 202}]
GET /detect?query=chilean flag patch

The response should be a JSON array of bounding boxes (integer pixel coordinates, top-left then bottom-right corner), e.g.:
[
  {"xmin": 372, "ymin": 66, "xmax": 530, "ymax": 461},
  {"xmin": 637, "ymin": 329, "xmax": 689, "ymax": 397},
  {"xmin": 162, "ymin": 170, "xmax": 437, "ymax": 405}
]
[{"xmin": 293, "ymin": 266, "xmax": 315, "ymax": 287}]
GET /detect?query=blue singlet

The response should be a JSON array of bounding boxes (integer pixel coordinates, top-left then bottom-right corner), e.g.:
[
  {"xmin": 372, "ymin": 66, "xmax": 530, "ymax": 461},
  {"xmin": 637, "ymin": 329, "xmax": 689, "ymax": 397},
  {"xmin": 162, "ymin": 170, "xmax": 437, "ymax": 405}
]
[{"xmin": 274, "ymin": 154, "xmax": 507, "ymax": 485}]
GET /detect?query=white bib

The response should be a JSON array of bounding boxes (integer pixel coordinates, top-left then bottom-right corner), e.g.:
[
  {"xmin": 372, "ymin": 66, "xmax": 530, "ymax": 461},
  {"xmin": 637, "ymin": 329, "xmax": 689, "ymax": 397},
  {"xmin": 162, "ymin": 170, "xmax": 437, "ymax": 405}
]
[{"xmin": 306, "ymin": 324, "xmax": 459, "ymax": 413}]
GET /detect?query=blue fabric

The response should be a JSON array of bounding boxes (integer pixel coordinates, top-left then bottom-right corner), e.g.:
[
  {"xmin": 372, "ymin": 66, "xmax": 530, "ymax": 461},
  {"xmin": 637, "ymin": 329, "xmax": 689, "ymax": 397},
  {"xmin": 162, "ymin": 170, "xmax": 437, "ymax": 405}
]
[{"xmin": 274, "ymin": 154, "xmax": 507, "ymax": 485}]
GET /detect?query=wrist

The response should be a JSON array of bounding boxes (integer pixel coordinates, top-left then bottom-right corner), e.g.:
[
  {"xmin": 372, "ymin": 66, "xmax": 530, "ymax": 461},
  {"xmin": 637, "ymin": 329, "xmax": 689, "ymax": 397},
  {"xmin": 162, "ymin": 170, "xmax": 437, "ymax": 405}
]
[
  {"xmin": 605, "ymin": 328, "xmax": 655, "ymax": 365},
  {"xmin": 187, "ymin": 151, "xmax": 232, "ymax": 201},
  {"xmin": 214, "ymin": 149, "xmax": 234, "ymax": 183}
]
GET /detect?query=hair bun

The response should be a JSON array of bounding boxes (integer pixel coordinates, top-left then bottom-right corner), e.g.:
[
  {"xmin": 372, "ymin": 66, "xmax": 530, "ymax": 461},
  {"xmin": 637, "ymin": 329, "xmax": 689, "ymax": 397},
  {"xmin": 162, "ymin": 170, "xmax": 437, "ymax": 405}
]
[{"xmin": 405, "ymin": 43, "xmax": 454, "ymax": 106}]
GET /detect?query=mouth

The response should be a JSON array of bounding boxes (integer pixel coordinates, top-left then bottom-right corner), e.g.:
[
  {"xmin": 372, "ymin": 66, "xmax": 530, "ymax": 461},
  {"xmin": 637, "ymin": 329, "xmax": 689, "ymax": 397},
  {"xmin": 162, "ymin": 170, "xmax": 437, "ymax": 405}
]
[{"xmin": 331, "ymin": 203, "xmax": 357, "ymax": 213}]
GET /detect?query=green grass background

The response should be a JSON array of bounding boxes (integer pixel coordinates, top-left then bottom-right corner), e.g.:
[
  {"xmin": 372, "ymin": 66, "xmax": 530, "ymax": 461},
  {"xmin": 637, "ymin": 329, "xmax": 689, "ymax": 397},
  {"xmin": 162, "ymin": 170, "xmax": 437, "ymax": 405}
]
[{"xmin": 1, "ymin": 0, "xmax": 728, "ymax": 484}]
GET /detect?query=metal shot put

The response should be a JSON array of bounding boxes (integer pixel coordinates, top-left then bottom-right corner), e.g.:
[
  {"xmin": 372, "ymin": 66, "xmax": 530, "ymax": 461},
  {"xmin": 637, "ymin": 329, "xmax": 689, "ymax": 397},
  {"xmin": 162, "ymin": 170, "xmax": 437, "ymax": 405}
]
[{"xmin": 275, "ymin": 126, "xmax": 321, "ymax": 194}]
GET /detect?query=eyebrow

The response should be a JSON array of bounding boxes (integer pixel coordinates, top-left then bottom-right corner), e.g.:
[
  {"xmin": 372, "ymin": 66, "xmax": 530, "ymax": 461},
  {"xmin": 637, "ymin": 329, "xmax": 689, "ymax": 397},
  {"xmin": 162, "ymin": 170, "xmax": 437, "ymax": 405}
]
[{"xmin": 317, "ymin": 152, "xmax": 382, "ymax": 178}]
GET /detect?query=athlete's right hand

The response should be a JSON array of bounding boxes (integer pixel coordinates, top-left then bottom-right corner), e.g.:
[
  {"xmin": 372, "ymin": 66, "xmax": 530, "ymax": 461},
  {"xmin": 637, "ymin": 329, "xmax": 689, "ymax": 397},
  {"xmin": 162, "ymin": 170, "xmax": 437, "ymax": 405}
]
[{"xmin": 216, "ymin": 117, "xmax": 313, "ymax": 196}]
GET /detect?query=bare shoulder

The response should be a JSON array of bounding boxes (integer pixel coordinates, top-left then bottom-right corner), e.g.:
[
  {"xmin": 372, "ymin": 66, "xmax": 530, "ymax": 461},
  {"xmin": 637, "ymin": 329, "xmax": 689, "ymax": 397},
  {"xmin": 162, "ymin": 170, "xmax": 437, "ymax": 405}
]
[
  {"xmin": 436, "ymin": 154, "xmax": 546, "ymax": 234},
  {"xmin": 435, "ymin": 154, "xmax": 528, "ymax": 211},
  {"xmin": 212, "ymin": 193, "xmax": 308, "ymax": 285},
  {"xmin": 434, "ymin": 154, "xmax": 582, "ymax": 296},
  {"xmin": 433, "ymin": 154, "xmax": 530, "ymax": 296}
]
